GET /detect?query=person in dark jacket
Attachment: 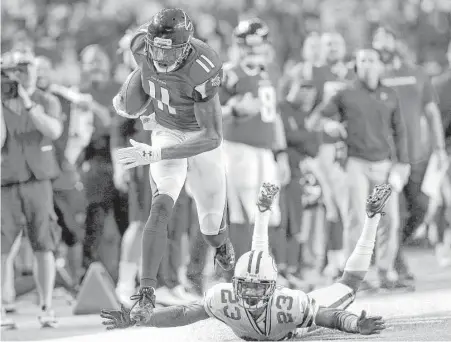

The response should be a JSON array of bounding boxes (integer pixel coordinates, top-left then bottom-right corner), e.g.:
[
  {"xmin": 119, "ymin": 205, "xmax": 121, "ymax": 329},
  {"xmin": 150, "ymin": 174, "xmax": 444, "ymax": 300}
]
[
  {"xmin": 1, "ymin": 50, "xmax": 63, "ymax": 327},
  {"xmin": 306, "ymin": 47, "xmax": 410, "ymax": 289}
]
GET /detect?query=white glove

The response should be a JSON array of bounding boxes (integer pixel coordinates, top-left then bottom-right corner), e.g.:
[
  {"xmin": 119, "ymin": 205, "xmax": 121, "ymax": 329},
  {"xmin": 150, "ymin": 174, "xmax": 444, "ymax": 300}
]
[{"xmin": 116, "ymin": 139, "xmax": 161, "ymax": 169}]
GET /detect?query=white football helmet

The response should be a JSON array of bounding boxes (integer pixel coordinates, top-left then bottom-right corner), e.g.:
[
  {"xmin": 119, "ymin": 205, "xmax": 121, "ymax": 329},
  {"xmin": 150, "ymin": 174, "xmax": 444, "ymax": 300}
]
[{"xmin": 232, "ymin": 250, "xmax": 278, "ymax": 311}]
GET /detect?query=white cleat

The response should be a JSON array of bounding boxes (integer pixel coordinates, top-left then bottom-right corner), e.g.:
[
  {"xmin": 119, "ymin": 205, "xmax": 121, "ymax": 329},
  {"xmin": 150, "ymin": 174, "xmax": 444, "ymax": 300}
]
[
  {"xmin": 257, "ymin": 182, "xmax": 280, "ymax": 212},
  {"xmin": 1, "ymin": 312, "xmax": 17, "ymax": 330}
]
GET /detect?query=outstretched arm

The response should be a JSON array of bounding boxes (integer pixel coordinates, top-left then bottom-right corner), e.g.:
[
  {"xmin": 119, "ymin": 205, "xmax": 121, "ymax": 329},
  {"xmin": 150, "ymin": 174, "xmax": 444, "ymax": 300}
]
[
  {"xmin": 314, "ymin": 307, "xmax": 385, "ymax": 335},
  {"xmin": 101, "ymin": 301, "xmax": 210, "ymax": 330},
  {"xmin": 161, "ymin": 93, "xmax": 223, "ymax": 160},
  {"xmin": 145, "ymin": 301, "xmax": 210, "ymax": 328}
]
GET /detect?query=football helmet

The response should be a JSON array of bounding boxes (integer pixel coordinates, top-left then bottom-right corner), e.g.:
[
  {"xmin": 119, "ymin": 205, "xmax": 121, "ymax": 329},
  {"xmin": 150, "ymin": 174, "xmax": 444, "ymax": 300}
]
[
  {"xmin": 232, "ymin": 250, "xmax": 277, "ymax": 311},
  {"xmin": 145, "ymin": 8, "xmax": 194, "ymax": 72},
  {"xmin": 232, "ymin": 18, "xmax": 271, "ymax": 67}
]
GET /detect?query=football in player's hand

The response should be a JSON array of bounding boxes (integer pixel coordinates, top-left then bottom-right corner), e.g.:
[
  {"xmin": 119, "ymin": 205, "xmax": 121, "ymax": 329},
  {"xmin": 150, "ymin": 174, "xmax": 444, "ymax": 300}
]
[{"xmin": 120, "ymin": 68, "xmax": 150, "ymax": 116}]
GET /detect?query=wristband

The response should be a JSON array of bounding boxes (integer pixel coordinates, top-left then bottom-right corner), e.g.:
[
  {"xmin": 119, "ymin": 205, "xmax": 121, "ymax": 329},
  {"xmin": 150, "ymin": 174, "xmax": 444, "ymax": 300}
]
[{"xmin": 151, "ymin": 146, "xmax": 162, "ymax": 162}]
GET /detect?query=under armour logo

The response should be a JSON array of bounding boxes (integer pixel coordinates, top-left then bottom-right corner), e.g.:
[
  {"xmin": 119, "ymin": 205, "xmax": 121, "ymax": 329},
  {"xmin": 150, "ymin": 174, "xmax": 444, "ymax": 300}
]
[{"xmin": 142, "ymin": 151, "xmax": 152, "ymax": 157}]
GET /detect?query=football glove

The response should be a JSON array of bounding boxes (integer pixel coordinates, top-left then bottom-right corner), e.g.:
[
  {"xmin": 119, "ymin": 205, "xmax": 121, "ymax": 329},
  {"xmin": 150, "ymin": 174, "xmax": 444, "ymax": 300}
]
[
  {"xmin": 100, "ymin": 304, "xmax": 136, "ymax": 330},
  {"xmin": 116, "ymin": 139, "xmax": 162, "ymax": 169}
]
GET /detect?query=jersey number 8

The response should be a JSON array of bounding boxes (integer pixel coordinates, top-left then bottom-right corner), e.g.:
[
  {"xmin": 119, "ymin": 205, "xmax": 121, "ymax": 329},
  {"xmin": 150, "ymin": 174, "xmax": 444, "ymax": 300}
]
[
  {"xmin": 148, "ymin": 80, "xmax": 177, "ymax": 115},
  {"xmin": 258, "ymin": 85, "xmax": 277, "ymax": 123}
]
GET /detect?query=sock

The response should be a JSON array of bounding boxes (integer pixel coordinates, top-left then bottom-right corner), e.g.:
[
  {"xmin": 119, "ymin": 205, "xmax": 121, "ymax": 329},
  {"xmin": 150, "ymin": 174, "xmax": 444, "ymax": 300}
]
[
  {"xmin": 251, "ymin": 209, "xmax": 271, "ymax": 253},
  {"xmin": 140, "ymin": 195, "xmax": 174, "ymax": 289},
  {"xmin": 340, "ymin": 214, "xmax": 381, "ymax": 290},
  {"xmin": 33, "ymin": 251, "xmax": 56, "ymax": 309},
  {"xmin": 117, "ymin": 261, "xmax": 138, "ymax": 290}
]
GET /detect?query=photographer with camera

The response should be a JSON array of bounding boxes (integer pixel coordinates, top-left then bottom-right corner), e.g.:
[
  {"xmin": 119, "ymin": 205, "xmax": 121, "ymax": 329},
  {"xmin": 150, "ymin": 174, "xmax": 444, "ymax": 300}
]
[{"xmin": 1, "ymin": 50, "xmax": 63, "ymax": 328}]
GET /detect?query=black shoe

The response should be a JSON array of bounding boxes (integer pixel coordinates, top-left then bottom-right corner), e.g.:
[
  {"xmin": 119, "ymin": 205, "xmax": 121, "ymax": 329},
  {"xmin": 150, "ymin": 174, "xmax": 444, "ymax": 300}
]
[
  {"xmin": 130, "ymin": 287, "xmax": 156, "ymax": 325},
  {"xmin": 366, "ymin": 184, "xmax": 392, "ymax": 218},
  {"xmin": 257, "ymin": 182, "xmax": 280, "ymax": 212},
  {"xmin": 215, "ymin": 238, "xmax": 236, "ymax": 271}
]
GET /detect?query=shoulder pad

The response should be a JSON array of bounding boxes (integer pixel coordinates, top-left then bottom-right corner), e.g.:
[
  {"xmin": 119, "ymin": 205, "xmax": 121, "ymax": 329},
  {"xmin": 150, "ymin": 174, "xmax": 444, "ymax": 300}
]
[
  {"xmin": 130, "ymin": 26, "xmax": 148, "ymax": 56},
  {"xmin": 189, "ymin": 38, "xmax": 223, "ymax": 86},
  {"xmin": 203, "ymin": 283, "xmax": 228, "ymax": 317}
]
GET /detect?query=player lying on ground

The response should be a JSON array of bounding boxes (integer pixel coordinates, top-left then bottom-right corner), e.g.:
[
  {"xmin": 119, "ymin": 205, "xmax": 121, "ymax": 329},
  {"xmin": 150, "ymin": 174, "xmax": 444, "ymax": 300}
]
[
  {"xmin": 102, "ymin": 183, "xmax": 388, "ymax": 340},
  {"xmin": 111, "ymin": 8, "xmax": 236, "ymax": 324}
]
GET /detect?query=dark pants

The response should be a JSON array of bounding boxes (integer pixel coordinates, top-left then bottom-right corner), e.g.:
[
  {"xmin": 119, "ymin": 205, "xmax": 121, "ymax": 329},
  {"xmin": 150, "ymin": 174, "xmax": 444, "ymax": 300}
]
[
  {"xmin": 401, "ymin": 160, "xmax": 429, "ymax": 241},
  {"xmin": 156, "ymin": 189, "xmax": 190, "ymax": 289},
  {"xmin": 81, "ymin": 157, "xmax": 129, "ymax": 269},
  {"xmin": 1, "ymin": 180, "xmax": 60, "ymax": 253},
  {"xmin": 395, "ymin": 160, "xmax": 429, "ymax": 275}
]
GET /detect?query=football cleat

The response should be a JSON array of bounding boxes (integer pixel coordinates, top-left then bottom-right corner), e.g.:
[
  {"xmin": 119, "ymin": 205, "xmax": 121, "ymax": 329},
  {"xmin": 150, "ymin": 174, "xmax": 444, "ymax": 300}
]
[
  {"xmin": 366, "ymin": 184, "xmax": 392, "ymax": 218},
  {"xmin": 215, "ymin": 238, "xmax": 236, "ymax": 271},
  {"xmin": 257, "ymin": 182, "xmax": 280, "ymax": 213},
  {"xmin": 129, "ymin": 287, "xmax": 156, "ymax": 325}
]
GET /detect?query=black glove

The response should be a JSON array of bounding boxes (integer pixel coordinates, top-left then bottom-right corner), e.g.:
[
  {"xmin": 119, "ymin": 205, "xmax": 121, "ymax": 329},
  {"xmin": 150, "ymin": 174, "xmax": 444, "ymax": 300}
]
[
  {"xmin": 100, "ymin": 305, "xmax": 136, "ymax": 330},
  {"xmin": 357, "ymin": 310, "xmax": 386, "ymax": 335}
]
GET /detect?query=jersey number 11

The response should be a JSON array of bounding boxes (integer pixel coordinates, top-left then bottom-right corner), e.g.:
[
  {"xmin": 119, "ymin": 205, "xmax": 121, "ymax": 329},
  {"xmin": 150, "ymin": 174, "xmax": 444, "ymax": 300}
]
[{"xmin": 148, "ymin": 80, "xmax": 177, "ymax": 115}]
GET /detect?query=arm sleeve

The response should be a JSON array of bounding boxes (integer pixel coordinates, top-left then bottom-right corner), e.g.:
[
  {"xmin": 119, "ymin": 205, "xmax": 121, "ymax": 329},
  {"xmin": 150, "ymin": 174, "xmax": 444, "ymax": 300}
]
[
  {"xmin": 314, "ymin": 307, "xmax": 359, "ymax": 333},
  {"xmin": 391, "ymin": 97, "xmax": 410, "ymax": 163},
  {"xmin": 147, "ymin": 301, "xmax": 210, "ymax": 328}
]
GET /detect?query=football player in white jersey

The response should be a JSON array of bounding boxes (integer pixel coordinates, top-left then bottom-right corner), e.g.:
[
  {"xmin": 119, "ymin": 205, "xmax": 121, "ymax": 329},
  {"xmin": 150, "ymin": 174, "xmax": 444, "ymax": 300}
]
[{"xmin": 101, "ymin": 183, "xmax": 388, "ymax": 340}]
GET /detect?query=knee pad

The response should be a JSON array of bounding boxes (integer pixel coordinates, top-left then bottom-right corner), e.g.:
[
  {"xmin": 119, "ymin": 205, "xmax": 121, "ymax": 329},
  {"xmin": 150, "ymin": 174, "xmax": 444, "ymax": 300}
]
[{"xmin": 198, "ymin": 212, "xmax": 224, "ymax": 236}]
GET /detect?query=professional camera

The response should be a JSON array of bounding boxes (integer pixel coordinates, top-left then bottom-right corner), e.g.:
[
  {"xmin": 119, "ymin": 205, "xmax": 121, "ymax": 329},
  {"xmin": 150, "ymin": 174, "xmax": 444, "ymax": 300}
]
[
  {"xmin": 1, "ymin": 69, "xmax": 19, "ymax": 100},
  {"xmin": 1, "ymin": 61, "xmax": 30, "ymax": 100}
]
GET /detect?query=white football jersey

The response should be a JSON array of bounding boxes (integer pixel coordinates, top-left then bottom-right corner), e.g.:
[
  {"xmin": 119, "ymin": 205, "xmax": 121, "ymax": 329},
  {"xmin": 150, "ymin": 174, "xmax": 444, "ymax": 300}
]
[{"xmin": 204, "ymin": 283, "xmax": 319, "ymax": 341}]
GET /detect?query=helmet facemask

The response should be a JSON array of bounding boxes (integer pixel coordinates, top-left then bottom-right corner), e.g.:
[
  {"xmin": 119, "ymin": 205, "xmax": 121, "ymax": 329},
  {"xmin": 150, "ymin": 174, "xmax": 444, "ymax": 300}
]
[
  {"xmin": 146, "ymin": 35, "xmax": 191, "ymax": 72},
  {"xmin": 233, "ymin": 277, "xmax": 276, "ymax": 311}
]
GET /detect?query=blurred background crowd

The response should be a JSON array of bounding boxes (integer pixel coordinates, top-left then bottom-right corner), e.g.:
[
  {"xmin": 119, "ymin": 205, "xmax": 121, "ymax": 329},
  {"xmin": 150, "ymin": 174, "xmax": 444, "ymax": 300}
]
[{"xmin": 1, "ymin": 0, "xmax": 451, "ymax": 327}]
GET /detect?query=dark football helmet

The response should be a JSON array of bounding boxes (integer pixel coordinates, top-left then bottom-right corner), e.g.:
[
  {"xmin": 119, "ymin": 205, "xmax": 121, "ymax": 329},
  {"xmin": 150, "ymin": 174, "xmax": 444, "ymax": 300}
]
[
  {"xmin": 232, "ymin": 18, "xmax": 271, "ymax": 66},
  {"xmin": 145, "ymin": 8, "xmax": 194, "ymax": 71}
]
